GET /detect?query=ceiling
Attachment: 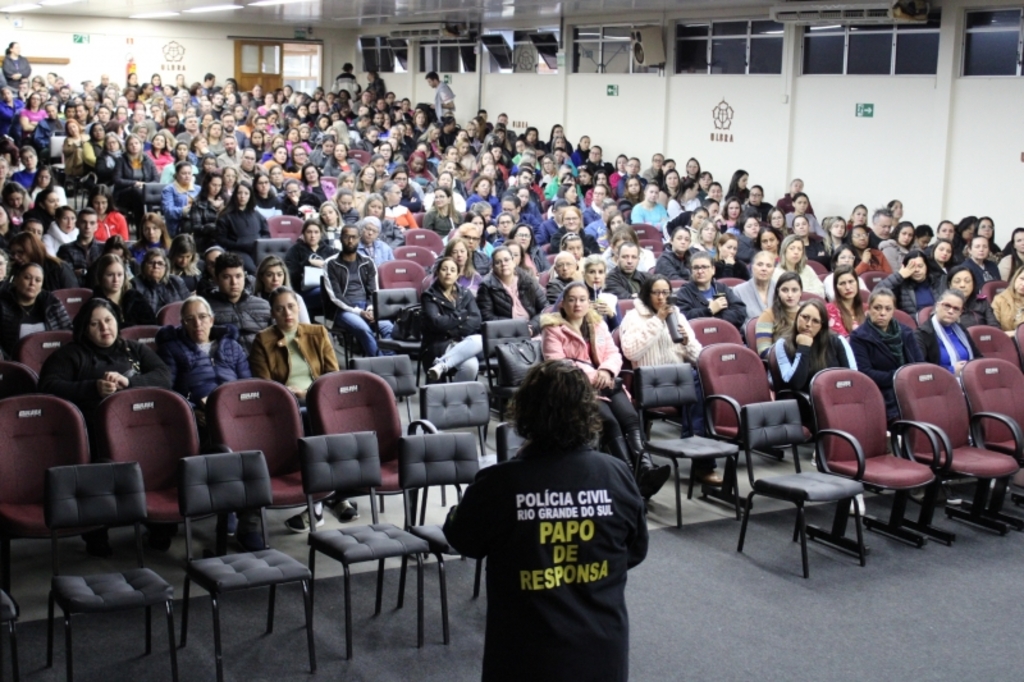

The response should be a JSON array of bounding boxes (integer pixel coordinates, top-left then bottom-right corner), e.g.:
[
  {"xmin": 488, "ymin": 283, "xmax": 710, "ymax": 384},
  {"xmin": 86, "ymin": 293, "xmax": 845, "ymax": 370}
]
[{"xmin": 8, "ymin": 0, "xmax": 772, "ymax": 28}]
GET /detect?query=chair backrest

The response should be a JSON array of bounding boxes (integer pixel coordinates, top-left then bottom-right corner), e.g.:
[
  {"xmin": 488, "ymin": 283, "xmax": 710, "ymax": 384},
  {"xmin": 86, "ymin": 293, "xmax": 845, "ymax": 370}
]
[
  {"xmin": 639, "ymin": 239, "xmax": 663, "ymax": 257},
  {"xmin": 916, "ymin": 306, "xmax": 933, "ymax": 326},
  {"xmin": 267, "ymin": 215, "xmax": 303, "ymax": 240},
  {"xmin": 0, "ymin": 360, "xmax": 38, "ymax": 399},
  {"xmin": 632, "ymin": 223, "xmax": 660, "ymax": 242},
  {"xmin": 143, "ymin": 182, "xmax": 165, "ymax": 204},
  {"xmin": 0, "ymin": 395, "xmax": 89, "ymax": 506},
  {"xmin": 373, "ymin": 287, "xmax": 419, "ymax": 322},
  {"xmin": 800, "ymin": 291, "xmax": 824, "ymax": 303},
  {"xmin": 744, "ymin": 317, "xmax": 758, "ymax": 348},
  {"xmin": 119, "ymin": 325, "xmax": 161, "ymax": 352},
  {"xmin": 981, "ymin": 280, "xmax": 1007, "ymax": 303},
  {"xmin": 1014, "ymin": 324, "xmax": 1024, "ymax": 370},
  {"xmin": 255, "ymin": 237, "xmax": 293, "ymax": 265},
  {"xmin": 351, "ymin": 354, "xmax": 417, "ymax": 399},
  {"xmin": 482, "ymin": 319, "xmax": 531, "ymax": 358},
  {"xmin": 740, "ymin": 400, "xmax": 805, "ymax": 482},
  {"xmin": 717, "ymin": 277, "xmax": 744, "ymax": 288},
  {"xmin": 538, "ymin": 269, "xmax": 552, "ymax": 289},
  {"xmin": 894, "ymin": 363, "xmax": 970, "ymax": 450},
  {"xmin": 96, "ymin": 387, "xmax": 200, "ymax": 494},
  {"xmin": 404, "ymin": 229, "xmax": 444, "ymax": 255},
  {"xmin": 633, "ymin": 364, "xmax": 698, "ymax": 411},
  {"xmin": 412, "ymin": 212, "xmax": 425, "ymax": 228},
  {"xmin": 617, "ymin": 298, "xmax": 635, "ymax": 319},
  {"xmin": 806, "ymin": 260, "xmax": 828, "ymax": 276},
  {"xmin": 14, "ymin": 330, "xmax": 73, "ymax": 374},
  {"xmin": 299, "ymin": 432, "xmax": 381, "ymax": 495},
  {"xmin": 177, "ymin": 451, "xmax": 272, "ymax": 518},
  {"xmin": 419, "ymin": 381, "xmax": 490, "ymax": 430},
  {"xmin": 207, "ymin": 379, "xmax": 303, "ymax": 476},
  {"xmin": 393, "ymin": 245, "xmax": 436, "ymax": 270},
  {"xmin": 45, "ymin": 462, "xmax": 146, "ymax": 531},
  {"xmin": 689, "ymin": 317, "xmax": 743, "ymax": 348},
  {"xmin": 398, "ymin": 432, "xmax": 479, "ymax": 490},
  {"xmin": 51, "ymin": 288, "xmax": 92, "ymax": 321},
  {"xmin": 810, "ymin": 368, "xmax": 889, "ymax": 464},
  {"xmin": 967, "ymin": 325, "xmax": 1021, "ymax": 367},
  {"xmin": 960, "ymin": 357, "xmax": 1024, "ymax": 448},
  {"xmin": 308, "ymin": 370, "xmax": 402, "ymax": 466},
  {"xmin": 860, "ymin": 270, "xmax": 888, "ymax": 291},
  {"xmin": 349, "ymin": 149, "xmax": 371, "ymax": 165},
  {"xmin": 698, "ymin": 345, "xmax": 772, "ymax": 435},
  {"xmin": 496, "ymin": 422, "xmax": 525, "ymax": 463},
  {"xmin": 379, "ymin": 260, "xmax": 427, "ymax": 293},
  {"xmin": 156, "ymin": 301, "xmax": 184, "ymax": 327},
  {"xmin": 50, "ymin": 135, "xmax": 66, "ymax": 164},
  {"xmin": 893, "ymin": 309, "xmax": 917, "ymax": 329}
]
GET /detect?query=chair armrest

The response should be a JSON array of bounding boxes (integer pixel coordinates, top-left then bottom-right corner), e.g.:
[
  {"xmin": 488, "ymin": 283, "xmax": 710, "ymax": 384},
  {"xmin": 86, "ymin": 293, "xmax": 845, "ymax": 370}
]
[
  {"xmin": 814, "ymin": 428, "xmax": 865, "ymax": 480},
  {"xmin": 407, "ymin": 419, "xmax": 439, "ymax": 435},
  {"xmin": 891, "ymin": 420, "xmax": 951, "ymax": 475},
  {"xmin": 970, "ymin": 411, "xmax": 1024, "ymax": 463},
  {"xmin": 704, "ymin": 393, "xmax": 741, "ymax": 440}
]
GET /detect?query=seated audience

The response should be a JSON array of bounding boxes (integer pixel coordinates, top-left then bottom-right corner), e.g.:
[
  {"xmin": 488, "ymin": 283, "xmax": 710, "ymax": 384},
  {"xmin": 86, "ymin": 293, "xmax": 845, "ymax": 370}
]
[
  {"xmin": 825, "ymin": 265, "xmax": 865, "ymax": 337},
  {"xmin": 604, "ymin": 241, "xmax": 649, "ymax": 300},
  {"xmin": 879, "ymin": 250, "xmax": 943, "ymax": 317},
  {"xmin": 914, "ymin": 289, "xmax": 982, "ymax": 375},
  {"xmin": 56, "ymin": 208, "xmax": 103, "ymax": 286},
  {"xmin": 0, "ymin": 261, "xmax": 72, "ymax": 358},
  {"xmin": 991, "ymin": 265, "xmax": 1024, "ymax": 334},
  {"xmin": 130, "ymin": 213, "xmax": 172, "ymax": 264},
  {"xmin": 733, "ymin": 250, "xmax": 777, "ymax": 325},
  {"xmin": 91, "ymin": 254, "xmax": 155, "ymax": 328},
  {"xmin": 132, "ymin": 248, "xmax": 190, "ymax": 313},
  {"xmin": 963, "ymin": 235, "xmax": 1001, "ymax": 284},
  {"xmin": 207, "ymin": 252, "xmax": 272, "ymax": 352},
  {"xmin": 772, "ymin": 299, "xmax": 856, "ymax": 394},
  {"xmin": 254, "ymin": 254, "xmax": 311, "ymax": 323},
  {"xmin": 323, "ymin": 224, "xmax": 393, "ymax": 357},
  {"xmin": 546, "ymin": 251, "xmax": 580, "ymax": 304},
  {"xmin": 655, "ymin": 225, "xmax": 692, "ymax": 281},
  {"xmin": 944, "ymin": 264, "xmax": 998, "ymax": 328},
  {"xmin": 477, "ymin": 246, "xmax": 547, "ymax": 336},
  {"xmin": 755, "ymin": 271, "xmax": 803, "ymax": 357},
  {"xmin": 674, "ymin": 252, "xmax": 746, "ymax": 331},
  {"xmin": 285, "ymin": 218, "xmax": 338, "ymax": 313},
  {"xmin": 582, "ymin": 254, "xmax": 619, "ymax": 331},
  {"xmin": 776, "ymin": 234, "xmax": 824, "ymax": 297},
  {"xmin": 8, "ymin": 231, "xmax": 76, "ymax": 291},
  {"xmin": 423, "ymin": 256, "xmax": 484, "ymax": 382},
  {"xmin": 214, "ymin": 181, "xmax": 269, "ymax": 273},
  {"xmin": 355, "ymin": 216, "xmax": 395, "ymax": 267},
  {"xmin": 713, "ymin": 233, "xmax": 749, "ymax": 281},
  {"xmin": 850, "ymin": 223, "xmax": 892, "ymax": 275},
  {"xmin": 880, "ymin": 221, "xmax": 916, "ymax": 273}
]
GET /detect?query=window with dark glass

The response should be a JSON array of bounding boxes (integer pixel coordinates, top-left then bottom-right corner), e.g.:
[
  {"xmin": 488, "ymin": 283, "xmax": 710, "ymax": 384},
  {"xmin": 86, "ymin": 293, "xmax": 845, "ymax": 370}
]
[
  {"xmin": 963, "ymin": 9, "xmax": 1023, "ymax": 76},
  {"xmin": 802, "ymin": 13, "xmax": 941, "ymax": 76},
  {"xmin": 675, "ymin": 19, "xmax": 783, "ymax": 75}
]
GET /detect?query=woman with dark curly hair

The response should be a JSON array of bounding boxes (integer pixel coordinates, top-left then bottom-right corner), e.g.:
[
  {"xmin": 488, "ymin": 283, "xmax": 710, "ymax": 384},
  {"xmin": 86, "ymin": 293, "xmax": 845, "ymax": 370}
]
[{"xmin": 443, "ymin": 359, "xmax": 648, "ymax": 682}]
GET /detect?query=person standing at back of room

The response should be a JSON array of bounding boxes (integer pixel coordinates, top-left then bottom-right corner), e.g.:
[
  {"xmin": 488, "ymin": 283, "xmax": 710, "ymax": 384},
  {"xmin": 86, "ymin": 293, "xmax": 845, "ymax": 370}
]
[
  {"xmin": 425, "ymin": 71, "xmax": 455, "ymax": 122},
  {"xmin": 444, "ymin": 359, "xmax": 649, "ymax": 682}
]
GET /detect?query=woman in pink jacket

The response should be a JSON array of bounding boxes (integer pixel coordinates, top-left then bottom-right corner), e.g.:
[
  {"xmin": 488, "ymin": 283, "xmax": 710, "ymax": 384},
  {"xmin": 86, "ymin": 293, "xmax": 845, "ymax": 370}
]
[{"xmin": 541, "ymin": 281, "xmax": 670, "ymax": 499}]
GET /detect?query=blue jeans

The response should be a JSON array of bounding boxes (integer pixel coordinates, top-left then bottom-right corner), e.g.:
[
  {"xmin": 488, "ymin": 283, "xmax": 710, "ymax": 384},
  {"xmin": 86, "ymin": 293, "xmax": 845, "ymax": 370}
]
[
  {"xmin": 334, "ymin": 300, "xmax": 393, "ymax": 357},
  {"xmin": 432, "ymin": 334, "xmax": 483, "ymax": 381}
]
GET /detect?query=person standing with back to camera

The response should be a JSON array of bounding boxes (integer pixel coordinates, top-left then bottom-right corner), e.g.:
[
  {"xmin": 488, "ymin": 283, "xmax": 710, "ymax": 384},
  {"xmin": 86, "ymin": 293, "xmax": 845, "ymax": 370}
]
[{"xmin": 444, "ymin": 359, "xmax": 648, "ymax": 682}]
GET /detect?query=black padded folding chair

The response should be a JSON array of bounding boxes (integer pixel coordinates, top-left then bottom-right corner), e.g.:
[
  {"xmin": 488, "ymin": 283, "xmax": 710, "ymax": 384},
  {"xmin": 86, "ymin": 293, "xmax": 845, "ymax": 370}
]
[
  {"xmin": 353, "ymin": 354, "xmax": 418, "ymax": 422},
  {"xmin": 44, "ymin": 462, "xmax": 178, "ymax": 682},
  {"xmin": 0, "ymin": 588, "xmax": 17, "ymax": 682},
  {"xmin": 177, "ymin": 451, "xmax": 315, "ymax": 682},
  {"xmin": 736, "ymin": 400, "xmax": 866, "ymax": 578}
]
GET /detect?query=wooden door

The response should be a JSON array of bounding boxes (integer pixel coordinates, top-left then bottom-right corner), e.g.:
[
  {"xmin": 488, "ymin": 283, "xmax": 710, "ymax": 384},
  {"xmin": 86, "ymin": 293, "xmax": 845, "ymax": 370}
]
[{"xmin": 234, "ymin": 40, "xmax": 284, "ymax": 93}]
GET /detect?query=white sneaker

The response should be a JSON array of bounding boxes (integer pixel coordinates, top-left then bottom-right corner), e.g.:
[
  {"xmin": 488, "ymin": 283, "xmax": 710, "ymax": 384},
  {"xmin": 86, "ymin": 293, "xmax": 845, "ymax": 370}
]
[
  {"xmin": 849, "ymin": 494, "xmax": 866, "ymax": 516},
  {"xmin": 428, "ymin": 362, "xmax": 447, "ymax": 382}
]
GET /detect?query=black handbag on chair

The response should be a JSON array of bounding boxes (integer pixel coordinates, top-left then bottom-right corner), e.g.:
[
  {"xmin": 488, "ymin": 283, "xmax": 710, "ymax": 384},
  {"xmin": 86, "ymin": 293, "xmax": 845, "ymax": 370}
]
[{"xmin": 494, "ymin": 339, "xmax": 542, "ymax": 387}]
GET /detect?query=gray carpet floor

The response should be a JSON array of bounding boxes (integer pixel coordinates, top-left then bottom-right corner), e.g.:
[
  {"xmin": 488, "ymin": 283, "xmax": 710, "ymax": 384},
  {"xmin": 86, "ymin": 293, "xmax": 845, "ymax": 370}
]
[{"xmin": 7, "ymin": 495, "xmax": 1024, "ymax": 682}]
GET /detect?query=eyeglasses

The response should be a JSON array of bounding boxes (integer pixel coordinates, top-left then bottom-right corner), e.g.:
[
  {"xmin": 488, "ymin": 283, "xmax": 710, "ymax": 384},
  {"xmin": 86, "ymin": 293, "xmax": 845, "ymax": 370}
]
[
  {"xmin": 797, "ymin": 313, "xmax": 822, "ymax": 327},
  {"xmin": 650, "ymin": 289, "xmax": 672, "ymax": 297},
  {"xmin": 147, "ymin": 261, "xmax": 167, "ymax": 268},
  {"xmin": 182, "ymin": 313, "xmax": 212, "ymax": 325},
  {"xmin": 939, "ymin": 302, "xmax": 963, "ymax": 314},
  {"xmin": 692, "ymin": 265, "xmax": 711, "ymax": 271}
]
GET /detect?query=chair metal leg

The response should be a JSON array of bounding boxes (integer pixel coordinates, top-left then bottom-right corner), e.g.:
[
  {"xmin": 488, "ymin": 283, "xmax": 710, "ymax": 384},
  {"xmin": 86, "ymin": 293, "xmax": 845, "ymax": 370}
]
[
  {"xmin": 308, "ymin": 547, "xmax": 317, "ymax": 607},
  {"xmin": 416, "ymin": 554, "xmax": 424, "ymax": 649},
  {"xmin": 211, "ymin": 595, "xmax": 224, "ymax": 682},
  {"xmin": 301, "ymin": 580, "xmax": 316, "ymax": 673},
  {"xmin": 852, "ymin": 502, "xmax": 867, "ymax": 567},
  {"xmin": 145, "ymin": 605, "xmax": 152, "ymax": 655},
  {"xmin": 164, "ymin": 602, "xmax": 178, "ymax": 682},
  {"xmin": 797, "ymin": 505, "xmax": 810, "ymax": 579},
  {"xmin": 266, "ymin": 584, "xmax": 276, "ymax": 634},
  {"xmin": 63, "ymin": 611, "xmax": 73, "ymax": 682},
  {"xmin": 46, "ymin": 592, "xmax": 55, "ymax": 667},
  {"xmin": 9, "ymin": 621, "xmax": 19, "ymax": 682},
  {"xmin": 737, "ymin": 491, "xmax": 756, "ymax": 552},
  {"xmin": 343, "ymin": 566, "xmax": 353, "ymax": 660},
  {"xmin": 374, "ymin": 559, "xmax": 385, "ymax": 615},
  {"xmin": 472, "ymin": 558, "xmax": 483, "ymax": 599},
  {"xmin": 437, "ymin": 555, "xmax": 450, "ymax": 645},
  {"xmin": 397, "ymin": 555, "xmax": 408, "ymax": 609},
  {"xmin": 0, "ymin": 540, "xmax": 9, "ymax": 596},
  {"xmin": 673, "ymin": 459, "xmax": 683, "ymax": 528},
  {"xmin": 179, "ymin": 577, "xmax": 191, "ymax": 648}
]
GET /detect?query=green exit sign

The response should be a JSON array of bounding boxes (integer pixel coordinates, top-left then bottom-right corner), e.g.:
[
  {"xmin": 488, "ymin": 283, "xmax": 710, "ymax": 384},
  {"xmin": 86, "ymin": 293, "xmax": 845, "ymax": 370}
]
[
  {"xmin": 72, "ymin": 34, "xmax": 89, "ymax": 44},
  {"xmin": 443, "ymin": 74, "xmax": 452, "ymax": 84},
  {"xmin": 607, "ymin": 84, "xmax": 619, "ymax": 97},
  {"xmin": 856, "ymin": 103, "xmax": 874, "ymax": 118}
]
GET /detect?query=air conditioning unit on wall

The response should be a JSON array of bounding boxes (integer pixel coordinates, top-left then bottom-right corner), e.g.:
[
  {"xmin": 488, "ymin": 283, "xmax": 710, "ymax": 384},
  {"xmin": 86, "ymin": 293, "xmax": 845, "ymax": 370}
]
[
  {"xmin": 770, "ymin": 0, "xmax": 929, "ymax": 25},
  {"xmin": 632, "ymin": 27, "xmax": 665, "ymax": 67}
]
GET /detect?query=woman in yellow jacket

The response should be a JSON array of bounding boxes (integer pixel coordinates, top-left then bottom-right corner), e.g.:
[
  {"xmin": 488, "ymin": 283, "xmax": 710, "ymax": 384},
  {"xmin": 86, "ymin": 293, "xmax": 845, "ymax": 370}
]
[{"xmin": 249, "ymin": 286, "xmax": 339, "ymax": 403}]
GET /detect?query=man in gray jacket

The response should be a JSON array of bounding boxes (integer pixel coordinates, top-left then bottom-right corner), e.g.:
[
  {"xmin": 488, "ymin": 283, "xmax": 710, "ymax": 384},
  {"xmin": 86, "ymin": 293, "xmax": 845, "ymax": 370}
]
[{"xmin": 206, "ymin": 253, "xmax": 271, "ymax": 352}]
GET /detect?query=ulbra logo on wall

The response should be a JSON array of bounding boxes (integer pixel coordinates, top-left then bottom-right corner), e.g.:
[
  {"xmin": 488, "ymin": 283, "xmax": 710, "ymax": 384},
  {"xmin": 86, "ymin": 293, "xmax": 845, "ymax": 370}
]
[
  {"xmin": 711, "ymin": 99, "xmax": 734, "ymax": 143},
  {"xmin": 162, "ymin": 41, "xmax": 187, "ymax": 73}
]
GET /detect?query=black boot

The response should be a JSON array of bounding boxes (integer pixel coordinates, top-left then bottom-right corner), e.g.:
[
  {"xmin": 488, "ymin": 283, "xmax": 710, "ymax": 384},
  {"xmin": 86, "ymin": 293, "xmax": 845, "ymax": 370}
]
[
  {"xmin": 627, "ymin": 430, "xmax": 670, "ymax": 499},
  {"xmin": 606, "ymin": 435, "xmax": 636, "ymax": 471}
]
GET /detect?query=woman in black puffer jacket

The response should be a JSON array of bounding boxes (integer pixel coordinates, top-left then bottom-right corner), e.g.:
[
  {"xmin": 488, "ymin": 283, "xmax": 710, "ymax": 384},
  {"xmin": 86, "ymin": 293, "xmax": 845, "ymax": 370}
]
[
  {"xmin": 422, "ymin": 255, "xmax": 483, "ymax": 382},
  {"xmin": 476, "ymin": 246, "xmax": 548, "ymax": 337},
  {"xmin": 214, "ymin": 181, "xmax": 268, "ymax": 273},
  {"xmin": 0, "ymin": 261, "xmax": 72, "ymax": 359}
]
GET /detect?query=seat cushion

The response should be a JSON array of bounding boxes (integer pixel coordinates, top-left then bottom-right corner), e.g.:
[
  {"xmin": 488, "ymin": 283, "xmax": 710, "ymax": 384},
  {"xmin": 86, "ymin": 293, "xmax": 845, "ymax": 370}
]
[
  {"xmin": 0, "ymin": 503, "xmax": 48, "ymax": 537},
  {"xmin": 53, "ymin": 568, "xmax": 173, "ymax": 613},
  {"xmin": 647, "ymin": 436, "xmax": 739, "ymax": 459},
  {"xmin": 146, "ymin": 488, "xmax": 182, "ymax": 523},
  {"xmin": 754, "ymin": 473, "xmax": 864, "ymax": 503},
  {"xmin": 270, "ymin": 472, "xmax": 307, "ymax": 507},
  {"xmin": 948, "ymin": 447, "xmax": 1019, "ymax": 479},
  {"xmin": 308, "ymin": 524, "xmax": 429, "ymax": 565},
  {"xmin": 187, "ymin": 549, "xmax": 310, "ymax": 593},
  {"xmin": 0, "ymin": 590, "xmax": 17, "ymax": 622},
  {"xmin": 409, "ymin": 524, "xmax": 454, "ymax": 555},
  {"xmin": 829, "ymin": 455, "xmax": 934, "ymax": 489}
]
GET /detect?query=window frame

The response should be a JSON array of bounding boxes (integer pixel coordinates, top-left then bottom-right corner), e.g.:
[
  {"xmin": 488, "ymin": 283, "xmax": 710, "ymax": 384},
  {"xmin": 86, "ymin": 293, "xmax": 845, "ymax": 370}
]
[
  {"xmin": 572, "ymin": 24, "xmax": 661, "ymax": 74},
  {"xmin": 961, "ymin": 7, "xmax": 1024, "ymax": 77},
  {"xmin": 674, "ymin": 19, "xmax": 785, "ymax": 75},
  {"xmin": 418, "ymin": 38, "xmax": 479, "ymax": 74},
  {"xmin": 801, "ymin": 13, "xmax": 942, "ymax": 76},
  {"xmin": 482, "ymin": 30, "xmax": 560, "ymax": 74},
  {"xmin": 358, "ymin": 36, "xmax": 408, "ymax": 74}
]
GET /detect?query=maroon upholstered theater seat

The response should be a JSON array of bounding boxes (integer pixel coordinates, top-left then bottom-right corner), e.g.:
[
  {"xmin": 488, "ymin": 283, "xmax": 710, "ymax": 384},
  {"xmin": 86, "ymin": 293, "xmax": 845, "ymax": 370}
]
[
  {"xmin": 961, "ymin": 357, "xmax": 1024, "ymax": 493},
  {"xmin": 393, "ymin": 245, "xmax": 437, "ymax": 271},
  {"xmin": 698, "ymin": 344, "xmax": 772, "ymax": 441},
  {"xmin": 51, "ymin": 287, "xmax": 92, "ymax": 321},
  {"xmin": 895, "ymin": 362, "xmax": 1023, "ymax": 535},
  {"xmin": 207, "ymin": 379, "xmax": 309, "ymax": 508},
  {"xmin": 308, "ymin": 370, "xmax": 403, "ymax": 495},
  {"xmin": 689, "ymin": 317, "xmax": 743, "ymax": 348},
  {"xmin": 378, "ymin": 259, "xmax": 428, "ymax": 294},
  {"xmin": 0, "ymin": 394, "xmax": 90, "ymax": 592},
  {"xmin": 0, "ymin": 360, "xmax": 38, "ymax": 399},
  {"xmin": 14, "ymin": 330, "xmax": 73, "ymax": 374},
  {"xmin": 967, "ymin": 325, "xmax": 1021, "ymax": 369},
  {"xmin": 403, "ymin": 229, "xmax": 444, "ymax": 256},
  {"xmin": 267, "ymin": 214, "xmax": 303, "ymax": 241},
  {"xmin": 96, "ymin": 387, "xmax": 200, "ymax": 522}
]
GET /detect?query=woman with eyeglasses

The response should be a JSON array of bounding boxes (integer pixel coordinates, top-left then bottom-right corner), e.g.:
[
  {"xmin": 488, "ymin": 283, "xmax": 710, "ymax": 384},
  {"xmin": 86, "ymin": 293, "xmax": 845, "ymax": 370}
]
[
  {"xmin": 914, "ymin": 289, "xmax": 982, "ymax": 376},
  {"xmin": 477, "ymin": 246, "xmax": 548, "ymax": 336},
  {"xmin": 773, "ymin": 299, "xmax": 856, "ymax": 394},
  {"xmin": 131, "ymin": 248, "xmax": 190, "ymax": 314}
]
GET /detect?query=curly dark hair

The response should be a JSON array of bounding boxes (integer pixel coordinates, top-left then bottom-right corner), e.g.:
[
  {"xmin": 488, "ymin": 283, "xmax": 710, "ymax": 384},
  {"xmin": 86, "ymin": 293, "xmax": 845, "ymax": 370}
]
[{"xmin": 507, "ymin": 360, "xmax": 602, "ymax": 453}]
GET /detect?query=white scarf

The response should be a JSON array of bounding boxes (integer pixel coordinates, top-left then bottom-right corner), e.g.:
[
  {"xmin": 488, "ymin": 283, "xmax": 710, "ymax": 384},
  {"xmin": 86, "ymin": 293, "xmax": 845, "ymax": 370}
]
[{"xmin": 931, "ymin": 315, "xmax": 972, "ymax": 368}]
